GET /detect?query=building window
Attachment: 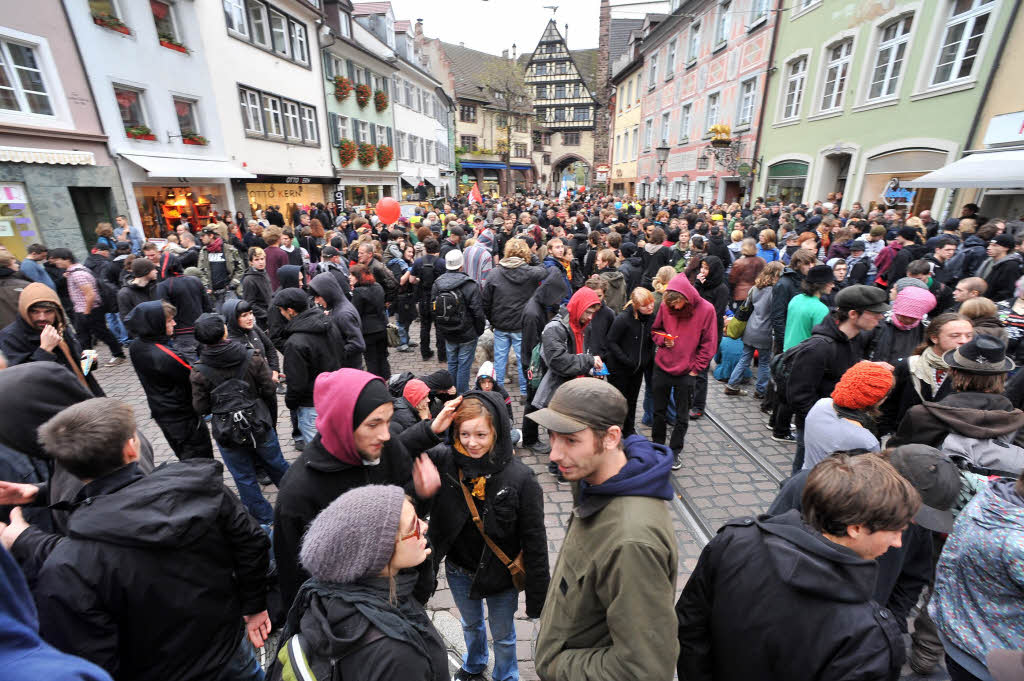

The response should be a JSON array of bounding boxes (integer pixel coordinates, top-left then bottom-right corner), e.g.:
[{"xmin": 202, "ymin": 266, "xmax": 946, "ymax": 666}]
[
  {"xmin": 615, "ymin": 133, "xmax": 622, "ymax": 162},
  {"xmin": 396, "ymin": 131, "xmax": 405, "ymax": 158},
  {"xmin": 514, "ymin": 116, "xmax": 527, "ymax": 132},
  {"xmin": 460, "ymin": 135, "xmax": 478, "ymax": 151},
  {"xmin": 555, "ymin": 83, "xmax": 566, "ymax": 99},
  {"xmin": 715, "ymin": 1, "xmax": 731, "ymax": 45},
  {"xmin": 643, "ymin": 118, "xmax": 653, "ymax": 148},
  {"xmin": 543, "ymin": 152, "xmax": 551, "ymax": 164},
  {"xmin": 290, "ymin": 21, "xmax": 308, "ymax": 64},
  {"xmin": 666, "ymin": 39, "xmax": 677, "ymax": 76},
  {"xmin": 563, "ymin": 132, "xmax": 580, "ymax": 146},
  {"xmin": 114, "ymin": 85, "xmax": 145, "ymax": 129},
  {"xmin": 269, "ymin": 10, "xmax": 290, "ymax": 57},
  {"xmin": 535, "ymin": 63, "xmax": 547, "ymax": 76},
  {"xmin": 357, "ymin": 120, "xmax": 369, "ymax": 144},
  {"xmin": 554, "ymin": 107, "xmax": 566, "ymax": 122},
  {"xmin": 173, "ymin": 97, "xmax": 199, "ymax": 135},
  {"xmin": 247, "ymin": 2, "xmax": 270, "ymax": 47},
  {"xmin": 282, "ymin": 100, "xmax": 301, "ymax": 139},
  {"xmin": 336, "ymin": 114, "xmax": 349, "ymax": 141},
  {"xmin": 632, "ymin": 126, "xmax": 640, "ymax": 157},
  {"xmin": 151, "ymin": 1, "xmax": 181, "ymax": 44},
  {"xmin": 574, "ymin": 106, "xmax": 589, "ymax": 121},
  {"xmin": 262, "ymin": 94, "xmax": 282, "ymax": 136},
  {"xmin": 869, "ymin": 15, "xmax": 912, "ymax": 100},
  {"xmin": 932, "ymin": 0, "xmax": 992, "ymax": 85},
  {"xmin": 459, "ymin": 104, "xmax": 476, "ymax": 122},
  {"xmin": 239, "ymin": 87, "xmax": 262, "ymax": 133},
  {"xmin": 223, "ymin": 0, "xmax": 248, "ymax": 36},
  {"xmin": 339, "ymin": 11, "xmax": 351, "ymax": 38},
  {"xmin": 658, "ymin": 111, "xmax": 670, "ymax": 143},
  {"xmin": 782, "ymin": 57, "xmax": 807, "ymax": 119},
  {"xmin": 0, "ymin": 40, "xmax": 53, "ymax": 115},
  {"xmin": 705, "ymin": 92, "xmax": 720, "ymax": 130},
  {"xmin": 648, "ymin": 54, "xmax": 658, "ymax": 88},
  {"xmin": 301, "ymin": 106, "xmax": 317, "ymax": 143},
  {"xmin": 750, "ymin": 0, "xmax": 770, "ymax": 23},
  {"xmin": 820, "ymin": 40, "xmax": 852, "ymax": 111},
  {"xmin": 625, "ymin": 79, "xmax": 633, "ymax": 107},
  {"xmin": 688, "ymin": 22, "xmax": 701, "ymax": 62},
  {"xmin": 514, "ymin": 143, "xmax": 527, "ymax": 157},
  {"xmin": 376, "ymin": 124, "xmax": 386, "ymax": 144},
  {"xmin": 737, "ymin": 79, "xmax": 756, "ymax": 125},
  {"xmin": 557, "ymin": 61, "xmax": 567, "ymax": 74},
  {"xmin": 678, "ymin": 103, "xmax": 691, "ymax": 141}
]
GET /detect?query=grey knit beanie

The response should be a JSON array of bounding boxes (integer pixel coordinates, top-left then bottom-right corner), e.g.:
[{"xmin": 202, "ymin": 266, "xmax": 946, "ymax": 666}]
[{"xmin": 300, "ymin": 485, "xmax": 406, "ymax": 584}]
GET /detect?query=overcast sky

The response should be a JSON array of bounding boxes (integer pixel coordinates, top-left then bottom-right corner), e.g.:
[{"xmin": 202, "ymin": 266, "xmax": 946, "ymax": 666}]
[{"xmin": 383, "ymin": 0, "xmax": 670, "ymax": 55}]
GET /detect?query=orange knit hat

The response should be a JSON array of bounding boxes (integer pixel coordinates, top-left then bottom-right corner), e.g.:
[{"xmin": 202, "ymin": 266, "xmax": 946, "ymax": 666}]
[{"xmin": 831, "ymin": 361, "xmax": 894, "ymax": 409}]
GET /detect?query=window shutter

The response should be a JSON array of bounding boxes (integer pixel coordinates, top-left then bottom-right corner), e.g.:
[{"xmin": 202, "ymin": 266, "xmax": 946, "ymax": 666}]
[
  {"xmin": 347, "ymin": 60, "xmax": 355, "ymax": 80},
  {"xmin": 328, "ymin": 113, "xmax": 339, "ymax": 146},
  {"xmin": 387, "ymin": 128, "xmax": 393, "ymax": 147},
  {"xmin": 370, "ymin": 124, "xmax": 377, "ymax": 145}
]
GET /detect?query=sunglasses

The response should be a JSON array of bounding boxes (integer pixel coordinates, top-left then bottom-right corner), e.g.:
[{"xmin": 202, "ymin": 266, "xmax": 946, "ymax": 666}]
[{"xmin": 400, "ymin": 517, "xmax": 424, "ymax": 542}]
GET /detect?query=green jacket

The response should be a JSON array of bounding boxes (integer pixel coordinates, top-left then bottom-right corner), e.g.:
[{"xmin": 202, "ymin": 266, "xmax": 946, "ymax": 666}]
[
  {"xmin": 197, "ymin": 243, "xmax": 245, "ymax": 294},
  {"xmin": 535, "ymin": 493, "xmax": 678, "ymax": 681}
]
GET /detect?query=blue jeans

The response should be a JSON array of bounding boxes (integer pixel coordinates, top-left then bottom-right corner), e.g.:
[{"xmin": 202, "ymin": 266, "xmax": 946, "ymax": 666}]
[
  {"xmin": 296, "ymin": 406, "xmax": 317, "ymax": 444},
  {"xmin": 728, "ymin": 344, "xmax": 771, "ymax": 394},
  {"xmin": 215, "ymin": 634, "xmax": 264, "ymax": 681},
  {"xmin": 446, "ymin": 339, "xmax": 478, "ymax": 394},
  {"xmin": 216, "ymin": 430, "xmax": 289, "ymax": 525},
  {"xmin": 106, "ymin": 312, "xmax": 129, "ymax": 345},
  {"xmin": 396, "ymin": 321, "xmax": 410, "ymax": 346},
  {"xmin": 493, "ymin": 329, "xmax": 526, "ymax": 394},
  {"xmin": 446, "ymin": 561, "xmax": 519, "ymax": 681}
]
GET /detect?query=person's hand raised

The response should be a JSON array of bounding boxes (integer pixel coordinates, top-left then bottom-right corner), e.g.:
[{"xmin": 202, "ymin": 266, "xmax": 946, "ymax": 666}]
[
  {"xmin": 0, "ymin": 481, "xmax": 38, "ymax": 506},
  {"xmin": 412, "ymin": 453, "xmax": 441, "ymax": 499},
  {"xmin": 430, "ymin": 395, "xmax": 463, "ymax": 435},
  {"xmin": 40, "ymin": 325, "xmax": 61, "ymax": 353}
]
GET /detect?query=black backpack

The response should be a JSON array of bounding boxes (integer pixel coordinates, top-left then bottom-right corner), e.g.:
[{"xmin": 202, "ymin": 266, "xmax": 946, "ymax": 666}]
[
  {"xmin": 418, "ymin": 259, "xmax": 436, "ymax": 296},
  {"xmin": 769, "ymin": 335, "xmax": 834, "ymax": 403},
  {"xmin": 196, "ymin": 350, "xmax": 274, "ymax": 447},
  {"xmin": 433, "ymin": 283, "xmax": 466, "ymax": 333},
  {"xmin": 85, "ymin": 262, "xmax": 120, "ymax": 313}
]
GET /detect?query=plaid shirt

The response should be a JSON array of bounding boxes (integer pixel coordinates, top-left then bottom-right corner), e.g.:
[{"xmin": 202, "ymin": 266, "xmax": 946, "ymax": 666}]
[{"xmin": 65, "ymin": 263, "xmax": 98, "ymax": 313}]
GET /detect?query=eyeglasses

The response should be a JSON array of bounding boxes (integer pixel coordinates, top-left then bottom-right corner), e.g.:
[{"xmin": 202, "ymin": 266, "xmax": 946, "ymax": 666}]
[{"xmin": 400, "ymin": 517, "xmax": 424, "ymax": 542}]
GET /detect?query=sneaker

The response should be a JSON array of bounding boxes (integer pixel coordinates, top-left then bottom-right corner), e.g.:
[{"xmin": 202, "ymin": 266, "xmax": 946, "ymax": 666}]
[
  {"xmin": 421, "ymin": 349, "xmax": 434, "ymax": 360},
  {"xmin": 723, "ymin": 386, "xmax": 748, "ymax": 396},
  {"xmin": 396, "ymin": 344, "xmax": 413, "ymax": 353},
  {"xmin": 530, "ymin": 441, "xmax": 552, "ymax": 455},
  {"xmin": 689, "ymin": 407, "xmax": 704, "ymax": 419},
  {"xmin": 292, "ymin": 437, "xmax": 306, "ymax": 450},
  {"xmin": 257, "ymin": 472, "xmax": 273, "ymax": 486},
  {"xmin": 454, "ymin": 669, "xmax": 486, "ymax": 681},
  {"xmin": 771, "ymin": 433, "xmax": 796, "ymax": 443},
  {"xmin": 753, "ymin": 391, "xmax": 765, "ymax": 400},
  {"xmin": 672, "ymin": 453, "xmax": 683, "ymax": 470},
  {"xmin": 408, "ymin": 341, "xmax": 418, "ymax": 347},
  {"xmin": 107, "ymin": 356, "xmax": 126, "ymax": 366}
]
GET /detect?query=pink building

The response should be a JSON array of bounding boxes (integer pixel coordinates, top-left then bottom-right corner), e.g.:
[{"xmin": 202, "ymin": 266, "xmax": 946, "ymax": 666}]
[{"xmin": 633, "ymin": 0, "xmax": 776, "ymax": 206}]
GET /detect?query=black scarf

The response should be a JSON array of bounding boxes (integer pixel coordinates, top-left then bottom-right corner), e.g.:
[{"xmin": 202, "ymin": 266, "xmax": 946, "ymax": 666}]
[{"xmin": 833, "ymin": 403, "xmax": 879, "ymax": 437}]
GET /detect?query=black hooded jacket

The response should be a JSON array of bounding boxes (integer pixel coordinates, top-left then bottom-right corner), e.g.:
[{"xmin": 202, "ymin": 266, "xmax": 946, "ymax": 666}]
[
  {"xmin": 308, "ymin": 272, "xmax": 365, "ymax": 366},
  {"xmin": 430, "ymin": 271, "xmax": 486, "ymax": 344},
  {"xmin": 269, "ymin": 265, "xmax": 303, "ymax": 352},
  {"xmin": 522, "ymin": 267, "xmax": 571, "ymax": 361},
  {"xmin": 426, "ymin": 390, "xmax": 549, "ymax": 617},
  {"xmin": 156, "ymin": 275, "xmax": 210, "ymax": 334},
  {"xmin": 771, "ymin": 267, "xmax": 804, "ymax": 348},
  {"xmin": 482, "ymin": 258, "xmax": 547, "ymax": 332},
  {"xmin": 190, "ymin": 338, "xmax": 277, "ymax": 419},
  {"xmin": 34, "ymin": 460, "xmax": 269, "ymax": 681},
  {"xmin": 693, "ymin": 255, "xmax": 729, "ymax": 341},
  {"xmin": 116, "ymin": 280, "xmax": 155, "ymax": 322},
  {"xmin": 890, "ymin": 391, "xmax": 1024, "ymax": 449},
  {"xmin": 352, "ymin": 280, "xmax": 388, "ymax": 336},
  {"xmin": 240, "ymin": 267, "xmax": 273, "ymax": 328},
  {"xmin": 676, "ymin": 510, "xmax": 904, "ymax": 681},
  {"xmin": 124, "ymin": 301, "xmax": 195, "ymax": 420},
  {"xmin": 606, "ymin": 308, "xmax": 654, "ymax": 375},
  {"xmin": 787, "ymin": 317, "xmax": 868, "ymax": 420},
  {"xmin": 280, "ymin": 307, "xmax": 343, "ymax": 409},
  {"xmin": 222, "ymin": 298, "xmax": 279, "ymax": 373}
]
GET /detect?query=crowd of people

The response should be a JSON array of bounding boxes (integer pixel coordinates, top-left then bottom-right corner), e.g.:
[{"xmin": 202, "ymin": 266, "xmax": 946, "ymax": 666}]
[{"xmin": 0, "ymin": 191, "xmax": 1022, "ymax": 681}]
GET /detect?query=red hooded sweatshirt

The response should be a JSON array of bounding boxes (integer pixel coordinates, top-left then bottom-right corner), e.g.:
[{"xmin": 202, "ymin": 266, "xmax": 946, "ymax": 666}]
[
  {"xmin": 567, "ymin": 286, "xmax": 601, "ymax": 355},
  {"xmin": 651, "ymin": 272, "xmax": 717, "ymax": 375}
]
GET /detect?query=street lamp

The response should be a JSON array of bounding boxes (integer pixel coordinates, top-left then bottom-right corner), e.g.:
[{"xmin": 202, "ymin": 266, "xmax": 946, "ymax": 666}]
[
  {"xmin": 655, "ymin": 145, "xmax": 670, "ymax": 200},
  {"xmin": 697, "ymin": 152, "xmax": 709, "ymax": 171},
  {"xmin": 681, "ymin": 173, "xmax": 690, "ymax": 201}
]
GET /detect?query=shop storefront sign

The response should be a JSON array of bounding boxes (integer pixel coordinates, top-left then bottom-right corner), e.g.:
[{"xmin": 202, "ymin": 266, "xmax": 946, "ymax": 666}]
[
  {"xmin": 882, "ymin": 178, "xmax": 916, "ymax": 204},
  {"xmin": 285, "ymin": 177, "xmax": 314, "ymax": 184},
  {"xmin": 983, "ymin": 111, "xmax": 1024, "ymax": 147}
]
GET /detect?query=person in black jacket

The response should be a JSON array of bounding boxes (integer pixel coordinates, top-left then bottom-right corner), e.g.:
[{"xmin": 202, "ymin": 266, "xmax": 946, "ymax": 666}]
[
  {"xmin": 273, "ymin": 369, "xmax": 454, "ymax": 608},
  {"xmin": 690, "ymin": 255, "xmax": 729, "ymax": 419},
  {"xmin": 116, "ymin": 258, "xmax": 157, "ymax": 325},
  {"xmin": 28, "ymin": 398, "xmax": 271, "ymax": 681},
  {"xmin": 768, "ymin": 250, "xmax": 818, "ymax": 441},
  {"xmin": 618, "ymin": 242, "xmax": 643, "ymax": 294},
  {"xmin": 409, "ymin": 238, "xmax": 447, "ymax": 361},
  {"xmin": 482, "ymin": 238, "xmax": 547, "ymax": 396},
  {"xmin": 223, "ymin": 299, "xmax": 280, "ymax": 396},
  {"xmin": 676, "ymin": 453, "xmax": 919, "ymax": 681},
  {"xmin": 426, "ymin": 390, "xmax": 549, "ymax": 681},
  {"xmin": 605, "ymin": 287, "xmax": 655, "ymax": 436},
  {"xmin": 156, "ymin": 272, "xmax": 211, "ymax": 364},
  {"xmin": 308, "ymin": 272, "xmax": 365, "ymax": 369},
  {"xmin": 240, "ymin": 247, "xmax": 273, "ymax": 330},
  {"xmin": 431, "ymin": 250, "xmax": 486, "ymax": 394},
  {"xmin": 583, "ymin": 276, "xmax": 615, "ymax": 362},
  {"xmin": 267, "ymin": 264, "xmax": 304, "ymax": 353},
  {"xmin": 520, "ymin": 268, "xmax": 572, "ymax": 453},
  {"xmin": 123, "ymin": 300, "xmax": 212, "ymax": 461},
  {"xmin": 979, "ymin": 233, "xmax": 1024, "ymax": 302},
  {"xmin": 273, "ymin": 287, "xmax": 343, "ymax": 445},
  {"xmin": 350, "ymin": 264, "xmax": 390, "ymax": 379},
  {"xmin": 639, "ymin": 228, "xmax": 674, "ymax": 290}
]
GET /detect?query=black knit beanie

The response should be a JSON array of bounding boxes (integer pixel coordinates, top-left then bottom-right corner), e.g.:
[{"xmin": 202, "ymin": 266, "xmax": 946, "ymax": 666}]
[{"xmin": 353, "ymin": 379, "xmax": 393, "ymax": 427}]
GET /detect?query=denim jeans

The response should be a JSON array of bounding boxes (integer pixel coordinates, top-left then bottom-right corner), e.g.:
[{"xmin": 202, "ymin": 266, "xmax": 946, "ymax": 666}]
[
  {"xmin": 214, "ymin": 634, "xmax": 264, "ymax": 681},
  {"xmin": 296, "ymin": 407, "xmax": 318, "ymax": 444},
  {"xmin": 728, "ymin": 344, "xmax": 772, "ymax": 395},
  {"xmin": 446, "ymin": 338, "xmax": 478, "ymax": 394},
  {"xmin": 446, "ymin": 561, "xmax": 519, "ymax": 681},
  {"xmin": 396, "ymin": 321, "xmax": 410, "ymax": 346},
  {"xmin": 106, "ymin": 312, "xmax": 129, "ymax": 345},
  {"xmin": 216, "ymin": 429, "xmax": 289, "ymax": 525},
  {"xmin": 493, "ymin": 329, "xmax": 526, "ymax": 394}
]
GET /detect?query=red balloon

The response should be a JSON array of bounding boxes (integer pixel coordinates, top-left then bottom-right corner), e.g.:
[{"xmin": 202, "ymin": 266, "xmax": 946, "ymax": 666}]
[{"xmin": 376, "ymin": 197, "xmax": 401, "ymax": 225}]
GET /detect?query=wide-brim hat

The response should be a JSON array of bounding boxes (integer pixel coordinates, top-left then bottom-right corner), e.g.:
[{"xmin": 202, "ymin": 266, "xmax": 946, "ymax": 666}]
[{"xmin": 944, "ymin": 334, "xmax": 1014, "ymax": 374}]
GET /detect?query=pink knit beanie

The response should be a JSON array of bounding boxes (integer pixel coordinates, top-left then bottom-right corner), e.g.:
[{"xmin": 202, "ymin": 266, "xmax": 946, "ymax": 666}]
[{"xmin": 893, "ymin": 286, "xmax": 936, "ymax": 320}]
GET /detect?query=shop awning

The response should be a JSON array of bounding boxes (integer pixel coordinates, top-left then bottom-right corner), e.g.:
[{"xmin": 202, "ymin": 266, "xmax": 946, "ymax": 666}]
[
  {"xmin": 121, "ymin": 154, "xmax": 256, "ymax": 179},
  {"xmin": 904, "ymin": 150, "xmax": 1024, "ymax": 189},
  {"xmin": 401, "ymin": 175, "xmax": 421, "ymax": 186},
  {"xmin": 0, "ymin": 146, "xmax": 95, "ymax": 165},
  {"xmin": 422, "ymin": 177, "xmax": 442, "ymax": 188}
]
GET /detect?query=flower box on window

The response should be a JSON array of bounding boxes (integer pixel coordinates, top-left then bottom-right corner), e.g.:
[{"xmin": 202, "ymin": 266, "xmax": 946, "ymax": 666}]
[
  {"xmin": 126, "ymin": 126, "xmax": 155, "ymax": 140},
  {"xmin": 158, "ymin": 33, "xmax": 188, "ymax": 53},
  {"xmin": 182, "ymin": 133, "xmax": 208, "ymax": 146},
  {"xmin": 333, "ymin": 76, "xmax": 353, "ymax": 102},
  {"xmin": 355, "ymin": 84, "xmax": 371, "ymax": 109},
  {"xmin": 338, "ymin": 139, "xmax": 357, "ymax": 166},
  {"xmin": 374, "ymin": 90, "xmax": 388, "ymax": 113},
  {"xmin": 376, "ymin": 144, "xmax": 393, "ymax": 168},
  {"xmin": 357, "ymin": 142, "xmax": 376, "ymax": 166},
  {"xmin": 93, "ymin": 13, "xmax": 131, "ymax": 34}
]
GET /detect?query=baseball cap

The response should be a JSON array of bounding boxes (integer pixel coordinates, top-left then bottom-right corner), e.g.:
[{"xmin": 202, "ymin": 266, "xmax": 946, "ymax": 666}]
[
  {"xmin": 898, "ymin": 226, "xmax": 918, "ymax": 241},
  {"xmin": 445, "ymin": 249, "xmax": 464, "ymax": 271},
  {"xmin": 321, "ymin": 246, "xmax": 340, "ymax": 258},
  {"xmin": 835, "ymin": 284, "xmax": 890, "ymax": 313},
  {"xmin": 526, "ymin": 378, "xmax": 627, "ymax": 434},
  {"xmin": 888, "ymin": 444, "xmax": 961, "ymax": 533}
]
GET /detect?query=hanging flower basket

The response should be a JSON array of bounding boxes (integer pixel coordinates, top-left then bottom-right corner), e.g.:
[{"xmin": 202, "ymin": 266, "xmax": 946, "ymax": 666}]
[
  {"xmin": 338, "ymin": 138, "xmax": 357, "ymax": 167},
  {"xmin": 93, "ymin": 13, "xmax": 131, "ymax": 34},
  {"xmin": 126, "ymin": 125, "xmax": 155, "ymax": 141},
  {"xmin": 182, "ymin": 132, "xmax": 208, "ymax": 145},
  {"xmin": 355, "ymin": 84, "xmax": 371, "ymax": 109},
  {"xmin": 357, "ymin": 142, "xmax": 376, "ymax": 166},
  {"xmin": 374, "ymin": 90, "xmax": 389, "ymax": 113},
  {"xmin": 333, "ymin": 76, "xmax": 353, "ymax": 102},
  {"xmin": 376, "ymin": 144, "xmax": 393, "ymax": 168}
]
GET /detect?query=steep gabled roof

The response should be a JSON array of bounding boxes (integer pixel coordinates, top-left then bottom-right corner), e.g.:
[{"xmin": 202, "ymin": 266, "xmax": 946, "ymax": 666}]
[
  {"xmin": 609, "ymin": 18, "xmax": 644, "ymax": 69},
  {"xmin": 351, "ymin": 2, "xmax": 392, "ymax": 16},
  {"xmin": 441, "ymin": 42, "xmax": 514, "ymax": 105},
  {"xmin": 394, "ymin": 19, "xmax": 411, "ymax": 33},
  {"xmin": 571, "ymin": 48, "xmax": 598, "ymax": 93}
]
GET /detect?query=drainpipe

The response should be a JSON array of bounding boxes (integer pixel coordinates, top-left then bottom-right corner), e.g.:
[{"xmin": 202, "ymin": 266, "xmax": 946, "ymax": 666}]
[{"xmin": 749, "ymin": 0, "xmax": 783, "ymax": 201}]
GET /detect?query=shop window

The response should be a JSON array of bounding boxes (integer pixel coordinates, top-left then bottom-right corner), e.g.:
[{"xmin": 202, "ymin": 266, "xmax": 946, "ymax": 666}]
[
  {"xmin": 114, "ymin": 85, "xmax": 145, "ymax": 130},
  {"xmin": 173, "ymin": 97, "xmax": 199, "ymax": 135},
  {"xmin": 820, "ymin": 40, "xmax": 852, "ymax": 112},
  {"xmin": 248, "ymin": 2, "xmax": 270, "ymax": 47},
  {"xmin": 782, "ymin": 56, "xmax": 807, "ymax": 119},
  {"xmin": 460, "ymin": 135, "xmax": 477, "ymax": 152},
  {"xmin": 223, "ymin": 0, "xmax": 248, "ymax": 36},
  {"xmin": 289, "ymin": 20, "xmax": 309, "ymax": 64},
  {"xmin": 564, "ymin": 132, "xmax": 580, "ymax": 146},
  {"xmin": 737, "ymin": 79, "xmax": 756, "ymax": 125},
  {"xmin": 932, "ymin": 0, "xmax": 992, "ymax": 85},
  {"xmin": 301, "ymin": 106, "xmax": 317, "ymax": 143},
  {"xmin": 269, "ymin": 10, "xmax": 289, "ymax": 57},
  {"xmin": 239, "ymin": 87, "xmax": 262, "ymax": 133},
  {"xmin": 151, "ymin": 1, "xmax": 181, "ymax": 45},
  {"xmin": 282, "ymin": 100, "xmax": 301, "ymax": 140},
  {"xmin": 869, "ymin": 15, "xmax": 912, "ymax": 100},
  {"xmin": 262, "ymin": 94, "xmax": 283, "ymax": 136},
  {"xmin": 0, "ymin": 40, "xmax": 53, "ymax": 116}
]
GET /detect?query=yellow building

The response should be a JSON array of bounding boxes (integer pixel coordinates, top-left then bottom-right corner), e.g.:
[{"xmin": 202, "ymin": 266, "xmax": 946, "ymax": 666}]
[{"xmin": 609, "ymin": 56, "xmax": 643, "ymax": 197}]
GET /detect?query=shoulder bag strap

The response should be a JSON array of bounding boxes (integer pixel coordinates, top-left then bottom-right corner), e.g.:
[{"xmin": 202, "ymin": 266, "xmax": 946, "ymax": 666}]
[
  {"xmin": 458, "ymin": 469, "xmax": 516, "ymax": 567},
  {"xmin": 155, "ymin": 343, "xmax": 193, "ymax": 370}
]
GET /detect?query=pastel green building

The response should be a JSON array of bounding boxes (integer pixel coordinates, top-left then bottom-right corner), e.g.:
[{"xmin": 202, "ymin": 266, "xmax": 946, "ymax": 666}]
[{"xmin": 755, "ymin": 0, "xmax": 1015, "ymax": 216}]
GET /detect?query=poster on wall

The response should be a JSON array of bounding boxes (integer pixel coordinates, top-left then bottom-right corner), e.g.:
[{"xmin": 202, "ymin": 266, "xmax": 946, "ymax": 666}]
[
  {"xmin": 0, "ymin": 182, "xmax": 37, "ymax": 259},
  {"xmin": 0, "ymin": 219, "xmax": 14, "ymax": 237}
]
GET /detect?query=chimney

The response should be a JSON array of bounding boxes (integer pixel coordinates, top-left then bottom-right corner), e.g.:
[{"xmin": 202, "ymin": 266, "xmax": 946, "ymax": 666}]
[
  {"xmin": 414, "ymin": 18, "xmax": 424, "ymax": 38},
  {"xmin": 502, "ymin": 49, "xmax": 509, "ymax": 59},
  {"xmin": 459, "ymin": 41, "xmax": 465, "ymax": 47}
]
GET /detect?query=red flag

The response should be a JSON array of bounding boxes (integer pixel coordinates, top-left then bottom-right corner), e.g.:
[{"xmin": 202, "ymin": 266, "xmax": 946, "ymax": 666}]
[{"xmin": 469, "ymin": 182, "xmax": 483, "ymax": 204}]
